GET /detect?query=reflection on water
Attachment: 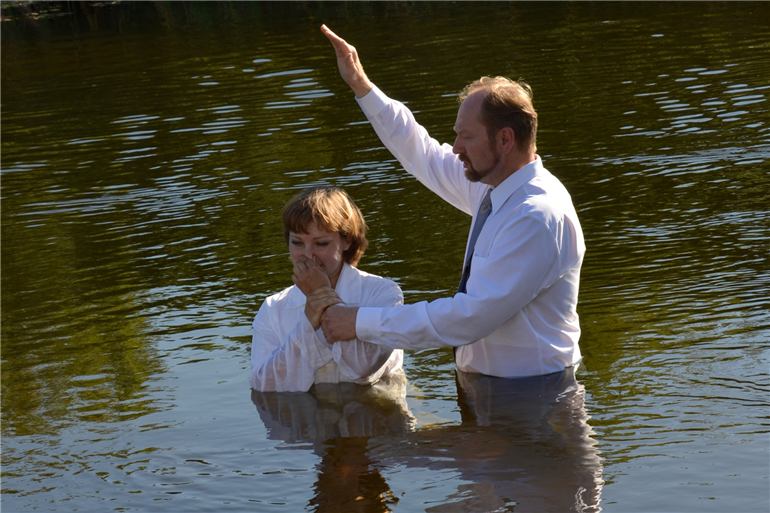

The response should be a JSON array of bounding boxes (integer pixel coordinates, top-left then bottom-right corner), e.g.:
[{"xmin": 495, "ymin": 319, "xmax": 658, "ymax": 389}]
[
  {"xmin": 252, "ymin": 371, "xmax": 602, "ymax": 513},
  {"xmin": 252, "ymin": 377, "xmax": 413, "ymax": 512},
  {"xmin": 252, "ymin": 376, "xmax": 415, "ymax": 449},
  {"xmin": 394, "ymin": 370, "xmax": 602, "ymax": 513},
  {"xmin": 2, "ymin": 2, "xmax": 769, "ymax": 512}
]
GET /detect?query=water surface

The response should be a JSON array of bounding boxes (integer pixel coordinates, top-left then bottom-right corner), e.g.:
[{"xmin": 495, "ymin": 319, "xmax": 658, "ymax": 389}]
[{"xmin": 2, "ymin": 3, "xmax": 769, "ymax": 512}]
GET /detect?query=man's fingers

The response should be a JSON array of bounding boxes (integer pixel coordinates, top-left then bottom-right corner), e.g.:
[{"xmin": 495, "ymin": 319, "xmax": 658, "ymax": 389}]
[
  {"xmin": 320, "ymin": 24, "xmax": 343, "ymax": 45},
  {"xmin": 320, "ymin": 24, "xmax": 351, "ymax": 55}
]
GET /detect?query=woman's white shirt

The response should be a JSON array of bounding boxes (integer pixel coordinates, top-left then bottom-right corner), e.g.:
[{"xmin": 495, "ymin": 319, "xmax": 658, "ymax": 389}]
[{"xmin": 250, "ymin": 263, "xmax": 404, "ymax": 392}]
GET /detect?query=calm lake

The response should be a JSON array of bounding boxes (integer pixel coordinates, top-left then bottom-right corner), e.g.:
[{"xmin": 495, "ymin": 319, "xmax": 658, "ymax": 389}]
[{"xmin": 2, "ymin": 2, "xmax": 769, "ymax": 512}]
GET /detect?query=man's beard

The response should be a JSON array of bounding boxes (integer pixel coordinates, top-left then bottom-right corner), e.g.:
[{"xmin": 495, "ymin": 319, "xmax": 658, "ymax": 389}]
[{"xmin": 462, "ymin": 150, "xmax": 501, "ymax": 183}]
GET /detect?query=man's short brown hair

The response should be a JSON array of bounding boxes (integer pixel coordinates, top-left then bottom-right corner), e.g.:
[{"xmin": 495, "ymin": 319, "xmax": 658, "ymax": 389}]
[{"xmin": 459, "ymin": 76, "xmax": 538, "ymax": 153}]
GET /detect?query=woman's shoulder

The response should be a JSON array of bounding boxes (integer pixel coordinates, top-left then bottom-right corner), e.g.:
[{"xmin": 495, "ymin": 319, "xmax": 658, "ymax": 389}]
[
  {"xmin": 346, "ymin": 267, "xmax": 403, "ymax": 306},
  {"xmin": 262, "ymin": 283, "xmax": 304, "ymax": 309},
  {"xmin": 349, "ymin": 266, "xmax": 400, "ymax": 290}
]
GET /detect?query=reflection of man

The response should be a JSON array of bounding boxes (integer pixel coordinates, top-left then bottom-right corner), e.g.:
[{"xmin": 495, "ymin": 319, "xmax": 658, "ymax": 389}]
[
  {"xmin": 453, "ymin": 370, "xmax": 603, "ymax": 512},
  {"xmin": 320, "ymin": 25, "xmax": 586, "ymax": 379},
  {"xmin": 372, "ymin": 369, "xmax": 604, "ymax": 513}
]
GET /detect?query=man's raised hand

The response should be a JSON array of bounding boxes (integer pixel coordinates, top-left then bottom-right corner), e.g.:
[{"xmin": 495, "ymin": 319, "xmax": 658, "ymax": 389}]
[{"xmin": 320, "ymin": 24, "xmax": 373, "ymax": 98}]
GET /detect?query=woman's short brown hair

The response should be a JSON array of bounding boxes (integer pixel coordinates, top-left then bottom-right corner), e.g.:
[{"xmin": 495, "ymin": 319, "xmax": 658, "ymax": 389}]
[
  {"xmin": 282, "ymin": 186, "xmax": 369, "ymax": 266},
  {"xmin": 459, "ymin": 76, "xmax": 538, "ymax": 153}
]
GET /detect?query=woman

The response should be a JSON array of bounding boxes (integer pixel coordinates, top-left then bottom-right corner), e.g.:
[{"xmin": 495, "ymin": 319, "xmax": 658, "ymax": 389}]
[{"xmin": 250, "ymin": 186, "xmax": 404, "ymax": 392}]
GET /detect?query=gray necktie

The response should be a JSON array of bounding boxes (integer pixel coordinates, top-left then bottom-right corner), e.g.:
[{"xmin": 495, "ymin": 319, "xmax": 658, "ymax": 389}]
[{"xmin": 458, "ymin": 188, "xmax": 492, "ymax": 293}]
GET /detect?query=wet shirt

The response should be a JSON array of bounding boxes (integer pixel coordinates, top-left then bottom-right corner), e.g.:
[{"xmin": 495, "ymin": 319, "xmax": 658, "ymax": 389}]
[{"xmin": 250, "ymin": 263, "xmax": 404, "ymax": 391}]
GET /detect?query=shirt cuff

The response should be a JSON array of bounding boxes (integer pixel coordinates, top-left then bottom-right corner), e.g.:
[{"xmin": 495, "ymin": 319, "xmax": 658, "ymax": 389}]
[
  {"xmin": 355, "ymin": 84, "xmax": 388, "ymax": 116},
  {"xmin": 302, "ymin": 316, "xmax": 334, "ymax": 363},
  {"xmin": 314, "ymin": 326, "xmax": 330, "ymax": 346},
  {"xmin": 356, "ymin": 306, "xmax": 382, "ymax": 342}
]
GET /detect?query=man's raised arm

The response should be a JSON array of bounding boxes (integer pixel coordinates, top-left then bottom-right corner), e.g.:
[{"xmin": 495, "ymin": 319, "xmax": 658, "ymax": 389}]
[{"xmin": 320, "ymin": 24, "xmax": 373, "ymax": 98}]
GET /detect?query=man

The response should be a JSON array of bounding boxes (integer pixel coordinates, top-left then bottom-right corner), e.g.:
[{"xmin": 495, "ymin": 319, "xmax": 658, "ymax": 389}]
[{"xmin": 318, "ymin": 24, "xmax": 585, "ymax": 378}]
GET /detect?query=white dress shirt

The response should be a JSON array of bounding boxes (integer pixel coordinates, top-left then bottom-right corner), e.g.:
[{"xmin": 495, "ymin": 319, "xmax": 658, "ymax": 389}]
[
  {"xmin": 250, "ymin": 263, "xmax": 404, "ymax": 392},
  {"xmin": 353, "ymin": 85, "xmax": 585, "ymax": 378}
]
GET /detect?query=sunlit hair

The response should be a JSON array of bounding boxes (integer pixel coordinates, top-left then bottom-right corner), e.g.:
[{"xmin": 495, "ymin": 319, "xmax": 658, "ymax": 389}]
[
  {"xmin": 458, "ymin": 76, "xmax": 538, "ymax": 153},
  {"xmin": 282, "ymin": 186, "xmax": 369, "ymax": 266}
]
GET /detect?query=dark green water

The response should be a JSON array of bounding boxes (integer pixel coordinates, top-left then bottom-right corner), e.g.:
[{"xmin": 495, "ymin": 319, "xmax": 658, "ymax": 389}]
[{"xmin": 2, "ymin": 2, "xmax": 769, "ymax": 512}]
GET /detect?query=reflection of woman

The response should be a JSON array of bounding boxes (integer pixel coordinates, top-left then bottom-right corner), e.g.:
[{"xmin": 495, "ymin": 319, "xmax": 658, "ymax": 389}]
[
  {"xmin": 252, "ymin": 378, "xmax": 413, "ymax": 513},
  {"xmin": 252, "ymin": 379, "xmax": 414, "ymax": 446},
  {"xmin": 250, "ymin": 187, "xmax": 404, "ymax": 392}
]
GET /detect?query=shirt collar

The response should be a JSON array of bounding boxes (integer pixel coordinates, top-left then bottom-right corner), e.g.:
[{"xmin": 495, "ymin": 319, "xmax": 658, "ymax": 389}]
[
  {"xmin": 335, "ymin": 262, "xmax": 353, "ymax": 291},
  {"xmin": 489, "ymin": 156, "xmax": 543, "ymax": 213},
  {"xmin": 333, "ymin": 262, "xmax": 361, "ymax": 302}
]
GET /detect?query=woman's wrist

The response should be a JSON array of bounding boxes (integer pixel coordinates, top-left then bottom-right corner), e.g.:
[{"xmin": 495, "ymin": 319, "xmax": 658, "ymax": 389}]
[{"xmin": 305, "ymin": 287, "xmax": 342, "ymax": 329}]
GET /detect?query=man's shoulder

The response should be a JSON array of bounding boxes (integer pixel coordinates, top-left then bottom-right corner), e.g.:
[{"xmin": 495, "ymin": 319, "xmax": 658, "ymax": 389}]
[{"xmin": 520, "ymin": 167, "xmax": 573, "ymax": 208}]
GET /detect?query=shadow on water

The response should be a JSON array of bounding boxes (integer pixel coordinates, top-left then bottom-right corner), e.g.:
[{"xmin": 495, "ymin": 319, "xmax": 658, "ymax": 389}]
[{"xmin": 252, "ymin": 370, "xmax": 602, "ymax": 513}]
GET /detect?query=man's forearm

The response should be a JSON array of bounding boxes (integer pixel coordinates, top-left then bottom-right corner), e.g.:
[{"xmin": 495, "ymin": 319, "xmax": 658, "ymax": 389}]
[{"xmin": 351, "ymin": 79, "xmax": 373, "ymax": 99}]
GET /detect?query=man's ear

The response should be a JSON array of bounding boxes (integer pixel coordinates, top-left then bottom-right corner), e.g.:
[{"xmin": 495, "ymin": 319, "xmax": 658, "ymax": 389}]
[{"xmin": 497, "ymin": 127, "xmax": 516, "ymax": 153}]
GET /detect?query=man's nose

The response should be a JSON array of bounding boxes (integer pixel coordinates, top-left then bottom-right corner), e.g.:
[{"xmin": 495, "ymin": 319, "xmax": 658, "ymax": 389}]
[{"xmin": 452, "ymin": 136, "xmax": 462, "ymax": 155}]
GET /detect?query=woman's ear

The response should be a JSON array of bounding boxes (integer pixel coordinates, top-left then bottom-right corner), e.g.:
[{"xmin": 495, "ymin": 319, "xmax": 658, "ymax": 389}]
[{"xmin": 342, "ymin": 236, "xmax": 352, "ymax": 251}]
